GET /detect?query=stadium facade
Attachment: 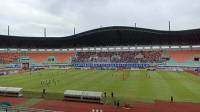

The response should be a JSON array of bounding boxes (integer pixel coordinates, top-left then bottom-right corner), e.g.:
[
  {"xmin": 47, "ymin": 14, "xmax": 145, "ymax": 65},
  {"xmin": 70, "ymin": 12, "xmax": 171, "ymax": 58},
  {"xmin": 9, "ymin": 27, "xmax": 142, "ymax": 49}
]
[
  {"xmin": 0, "ymin": 26, "xmax": 200, "ymax": 112},
  {"xmin": 0, "ymin": 26, "xmax": 200, "ymax": 71}
]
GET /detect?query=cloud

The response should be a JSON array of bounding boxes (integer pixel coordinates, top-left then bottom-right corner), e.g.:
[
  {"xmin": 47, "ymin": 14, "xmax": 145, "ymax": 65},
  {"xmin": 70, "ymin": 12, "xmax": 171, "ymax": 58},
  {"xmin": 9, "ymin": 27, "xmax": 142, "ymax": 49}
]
[{"xmin": 0, "ymin": 0, "xmax": 200, "ymax": 37}]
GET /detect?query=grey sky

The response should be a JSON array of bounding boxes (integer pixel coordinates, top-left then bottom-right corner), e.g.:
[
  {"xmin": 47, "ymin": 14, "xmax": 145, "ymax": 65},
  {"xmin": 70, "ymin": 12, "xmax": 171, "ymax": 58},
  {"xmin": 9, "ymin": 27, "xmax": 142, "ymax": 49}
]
[{"xmin": 0, "ymin": 0, "xmax": 200, "ymax": 37}]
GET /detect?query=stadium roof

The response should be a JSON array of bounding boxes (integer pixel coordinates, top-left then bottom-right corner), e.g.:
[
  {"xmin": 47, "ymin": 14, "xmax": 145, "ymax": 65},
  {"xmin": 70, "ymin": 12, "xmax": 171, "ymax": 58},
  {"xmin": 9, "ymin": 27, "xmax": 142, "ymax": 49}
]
[{"xmin": 0, "ymin": 26, "xmax": 200, "ymax": 48}]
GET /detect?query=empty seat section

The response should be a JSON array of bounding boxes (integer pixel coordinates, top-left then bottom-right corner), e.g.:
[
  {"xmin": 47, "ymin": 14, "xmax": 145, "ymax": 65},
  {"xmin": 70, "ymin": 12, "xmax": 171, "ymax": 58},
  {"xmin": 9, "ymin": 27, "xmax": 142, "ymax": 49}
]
[
  {"xmin": 55, "ymin": 52, "xmax": 75, "ymax": 63},
  {"xmin": 28, "ymin": 53, "xmax": 52, "ymax": 63},
  {"xmin": 27, "ymin": 52, "xmax": 75, "ymax": 63},
  {"xmin": 0, "ymin": 53, "xmax": 20, "ymax": 64},
  {"xmin": 167, "ymin": 50, "xmax": 200, "ymax": 63}
]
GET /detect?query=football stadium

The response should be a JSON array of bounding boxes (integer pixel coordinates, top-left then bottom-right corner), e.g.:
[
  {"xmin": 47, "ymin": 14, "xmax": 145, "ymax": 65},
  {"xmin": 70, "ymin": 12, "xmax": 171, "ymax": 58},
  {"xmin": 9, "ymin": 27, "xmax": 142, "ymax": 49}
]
[{"xmin": 0, "ymin": 26, "xmax": 200, "ymax": 112}]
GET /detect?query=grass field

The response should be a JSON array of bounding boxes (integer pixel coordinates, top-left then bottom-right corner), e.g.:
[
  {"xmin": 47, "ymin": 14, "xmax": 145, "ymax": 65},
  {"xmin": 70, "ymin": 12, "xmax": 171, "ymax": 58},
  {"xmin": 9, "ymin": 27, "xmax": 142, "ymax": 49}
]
[{"xmin": 1, "ymin": 69, "xmax": 200, "ymax": 104}]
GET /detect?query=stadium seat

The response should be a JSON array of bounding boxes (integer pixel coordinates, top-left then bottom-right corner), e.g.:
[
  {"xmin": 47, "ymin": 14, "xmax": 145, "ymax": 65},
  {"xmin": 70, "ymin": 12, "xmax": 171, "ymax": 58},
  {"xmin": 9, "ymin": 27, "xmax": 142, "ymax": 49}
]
[
  {"xmin": 0, "ymin": 52, "xmax": 75, "ymax": 64},
  {"xmin": 167, "ymin": 50, "xmax": 200, "ymax": 63}
]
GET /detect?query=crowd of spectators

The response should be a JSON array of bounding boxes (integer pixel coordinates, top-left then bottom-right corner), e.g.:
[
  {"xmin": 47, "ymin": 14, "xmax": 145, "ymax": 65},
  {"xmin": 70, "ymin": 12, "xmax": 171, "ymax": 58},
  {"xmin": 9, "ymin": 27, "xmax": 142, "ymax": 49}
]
[{"xmin": 72, "ymin": 51, "xmax": 165, "ymax": 63}]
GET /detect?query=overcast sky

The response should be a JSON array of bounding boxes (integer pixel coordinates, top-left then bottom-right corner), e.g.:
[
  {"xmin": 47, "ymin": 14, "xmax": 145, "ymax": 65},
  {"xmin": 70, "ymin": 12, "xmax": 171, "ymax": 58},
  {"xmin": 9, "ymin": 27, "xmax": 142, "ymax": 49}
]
[{"xmin": 0, "ymin": 0, "xmax": 200, "ymax": 37}]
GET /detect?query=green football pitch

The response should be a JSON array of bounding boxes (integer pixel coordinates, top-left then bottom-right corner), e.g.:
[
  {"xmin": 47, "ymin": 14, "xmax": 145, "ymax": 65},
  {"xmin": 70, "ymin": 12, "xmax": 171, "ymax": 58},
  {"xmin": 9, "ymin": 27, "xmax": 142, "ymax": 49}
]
[{"xmin": 1, "ymin": 69, "xmax": 200, "ymax": 103}]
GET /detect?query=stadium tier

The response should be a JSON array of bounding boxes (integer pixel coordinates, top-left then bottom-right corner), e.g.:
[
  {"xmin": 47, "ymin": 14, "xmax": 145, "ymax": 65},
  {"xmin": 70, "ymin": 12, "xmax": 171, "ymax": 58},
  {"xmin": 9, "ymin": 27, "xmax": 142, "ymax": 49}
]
[
  {"xmin": 0, "ymin": 49, "xmax": 200, "ymax": 68},
  {"xmin": 0, "ymin": 26, "xmax": 199, "ymax": 69},
  {"xmin": 166, "ymin": 50, "xmax": 200, "ymax": 66},
  {"xmin": 72, "ymin": 51, "xmax": 163, "ymax": 63},
  {"xmin": 0, "ymin": 51, "xmax": 75, "ymax": 64},
  {"xmin": 72, "ymin": 50, "xmax": 200, "ymax": 67}
]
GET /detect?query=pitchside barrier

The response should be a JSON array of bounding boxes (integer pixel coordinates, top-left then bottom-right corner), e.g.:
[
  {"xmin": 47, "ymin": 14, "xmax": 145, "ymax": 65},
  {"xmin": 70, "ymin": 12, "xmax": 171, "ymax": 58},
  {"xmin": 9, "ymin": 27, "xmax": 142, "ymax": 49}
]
[
  {"xmin": 73, "ymin": 63, "xmax": 150, "ymax": 68},
  {"xmin": 0, "ymin": 87, "xmax": 23, "ymax": 97},
  {"xmin": 64, "ymin": 90, "xmax": 103, "ymax": 103}
]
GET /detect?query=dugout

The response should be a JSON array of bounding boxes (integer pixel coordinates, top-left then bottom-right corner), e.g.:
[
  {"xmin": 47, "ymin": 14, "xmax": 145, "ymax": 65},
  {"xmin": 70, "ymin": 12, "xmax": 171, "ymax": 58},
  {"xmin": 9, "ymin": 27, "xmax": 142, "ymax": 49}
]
[
  {"xmin": 0, "ymin": 87, "xmax": 23, "ymax": 97},
  {"xmin": 64, "ymin": 90, "xmax": 103, "ymax": 103}
]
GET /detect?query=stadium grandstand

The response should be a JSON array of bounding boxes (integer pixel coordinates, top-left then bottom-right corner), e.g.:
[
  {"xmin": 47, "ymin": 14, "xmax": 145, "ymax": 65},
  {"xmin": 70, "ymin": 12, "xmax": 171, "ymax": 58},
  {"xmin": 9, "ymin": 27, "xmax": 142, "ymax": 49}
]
[
  {"xmin": 0, "ymin": 26, "xmax": 200, "ymax": 111},
  {"xmin": 0, "ymin": 26, "xmax": 200, "ymax": 69}
]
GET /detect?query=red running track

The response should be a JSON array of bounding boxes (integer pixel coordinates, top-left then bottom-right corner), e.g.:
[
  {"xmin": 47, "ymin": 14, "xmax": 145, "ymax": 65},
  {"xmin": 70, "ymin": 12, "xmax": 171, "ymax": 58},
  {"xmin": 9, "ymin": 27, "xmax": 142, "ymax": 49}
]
[
  {"xmin": 0, "ymin": 96, "xmax": 26, "ymax": 105},
  {"xmin": 2, "ymin": 96, "xmax": 200, "ymax": 112}
]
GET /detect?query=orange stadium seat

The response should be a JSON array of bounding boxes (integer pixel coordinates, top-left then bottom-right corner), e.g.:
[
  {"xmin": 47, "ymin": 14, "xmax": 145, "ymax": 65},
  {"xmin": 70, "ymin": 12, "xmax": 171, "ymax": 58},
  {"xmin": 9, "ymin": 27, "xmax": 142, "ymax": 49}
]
[
  {"xmin": 167, "ymin": 50, "xmax": 200, "ymax": 62},
  {"xmin": 0, "ymin": 52, "xmax": 75, "ymax": 64},
  {"xmin": 0, "ymin": 53, "xmax": 21, "ymax": 64},
  {"xmin": 27, "ymin": 52, "xmax": 75, "ymax": 63}
]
